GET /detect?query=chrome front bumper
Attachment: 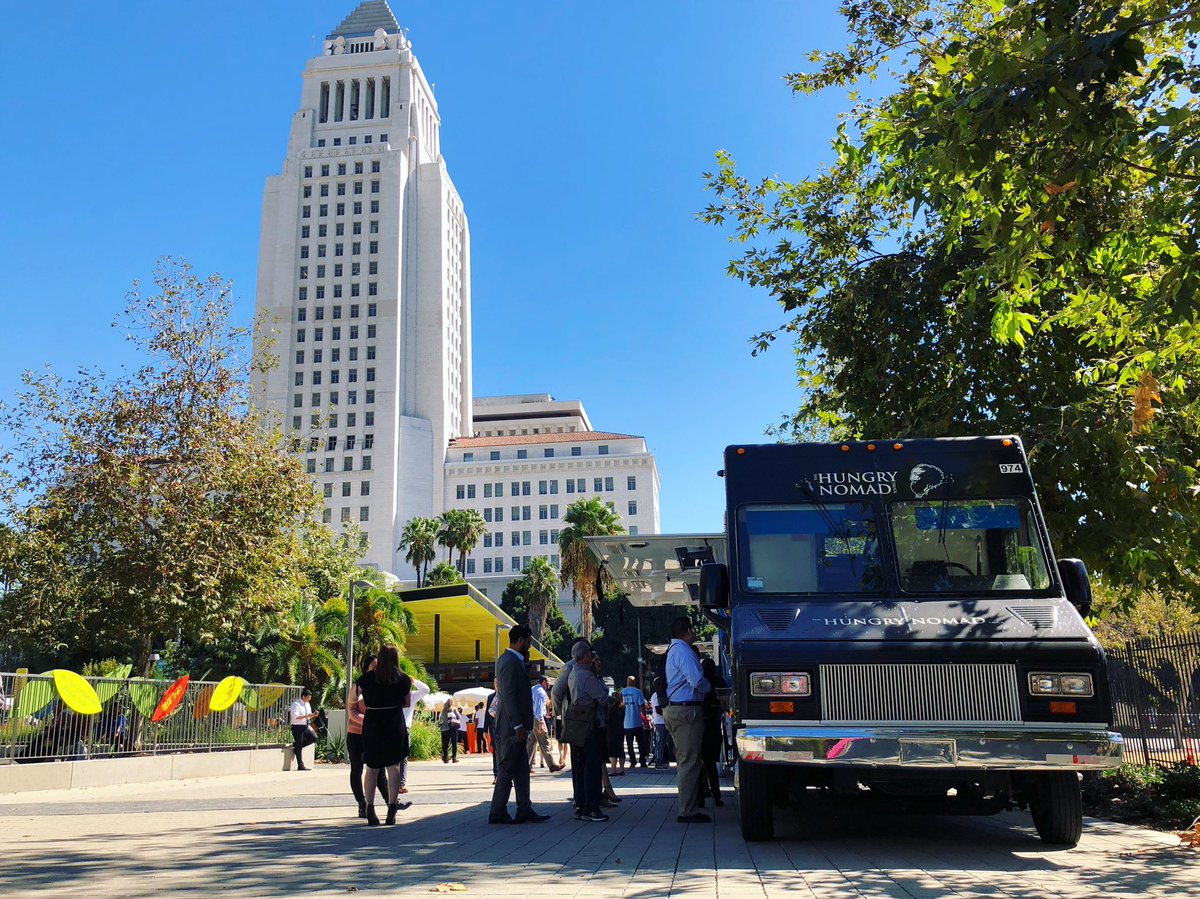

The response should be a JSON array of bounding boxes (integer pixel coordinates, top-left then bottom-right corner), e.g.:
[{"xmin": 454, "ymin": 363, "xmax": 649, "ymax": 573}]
[{"xmin": 736, "ymin": 724, "xmax": 1123, "ymax": 770}]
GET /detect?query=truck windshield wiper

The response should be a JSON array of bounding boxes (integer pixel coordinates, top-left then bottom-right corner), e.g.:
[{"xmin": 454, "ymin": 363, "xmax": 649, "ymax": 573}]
[{"xmin": 798, "ymin": 478, "xmax": 858, "ymax": 578}]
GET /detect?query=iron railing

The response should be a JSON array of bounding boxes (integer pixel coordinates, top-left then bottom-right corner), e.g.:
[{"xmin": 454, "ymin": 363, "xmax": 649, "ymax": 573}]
[
  {"xmin": 0, "ymin": 672, "xmax": 302, "ymax": 765},
  {"xmin": 1107, "ymin": 633, "xmax": 1200, "ymax": 767}
]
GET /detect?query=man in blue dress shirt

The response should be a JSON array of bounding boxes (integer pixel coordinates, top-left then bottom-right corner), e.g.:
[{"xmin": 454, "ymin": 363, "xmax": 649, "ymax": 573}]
[{"xmin": 663, "ymin": 616, "xmax": 712, "ymax": 823}]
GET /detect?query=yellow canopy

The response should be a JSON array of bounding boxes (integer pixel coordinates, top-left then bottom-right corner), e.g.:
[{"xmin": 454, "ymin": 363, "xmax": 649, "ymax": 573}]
[{"xmin": 398, "ymin": 582, "xmax": 563, "ymax": 669}]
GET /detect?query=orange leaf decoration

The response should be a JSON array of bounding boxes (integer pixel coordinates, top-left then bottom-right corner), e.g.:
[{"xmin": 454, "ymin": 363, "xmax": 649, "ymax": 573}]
[
  {"xmin": 1060, "ymin": 180, "xmax": 1078, "ymax": 192},
  {"xmin": 1132, "ymin": 371, "xmax": 1162, "ymax": 435},
  {"xmin": 1040, "ymin": 219, "xmax": 1056, "ymax": 234},
  {"xmin": 1044, "ymin": 183, "xmax": 1063, "ymax": 196}
]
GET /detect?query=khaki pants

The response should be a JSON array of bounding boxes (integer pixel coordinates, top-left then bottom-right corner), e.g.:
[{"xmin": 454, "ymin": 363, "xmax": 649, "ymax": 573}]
[
  {"xmin": 527, "ymin": 719, "xmax": 555, "ymax": 768},
  {"xmin": 663, "ymin": 705, "xmax": 704, "ymax": 817}
]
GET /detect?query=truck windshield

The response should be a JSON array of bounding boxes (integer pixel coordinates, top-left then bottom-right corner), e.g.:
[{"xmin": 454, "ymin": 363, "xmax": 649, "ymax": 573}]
[
  {"xmin": 890, "ymin": 498, "xmax": 1052, "ymax": 593},
  {"xmin": 737, "ymin": 503, "xmax": 883, "ymax": 595}
]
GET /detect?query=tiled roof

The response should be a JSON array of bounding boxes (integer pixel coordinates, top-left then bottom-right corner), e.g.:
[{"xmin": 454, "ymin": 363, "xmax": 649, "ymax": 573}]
[
  {"xmin": 449, "ymin": 431, "xmax": 641, "ymax": 448},
  {"xmin": 327, "ymin": 1, "xmax": 401, "ymax": 39}
]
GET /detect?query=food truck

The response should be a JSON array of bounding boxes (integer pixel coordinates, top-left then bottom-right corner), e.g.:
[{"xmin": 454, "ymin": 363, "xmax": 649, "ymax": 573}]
[{"xmin": 586, "ymin": 437, "xmax": 1122, "ymax": 844}]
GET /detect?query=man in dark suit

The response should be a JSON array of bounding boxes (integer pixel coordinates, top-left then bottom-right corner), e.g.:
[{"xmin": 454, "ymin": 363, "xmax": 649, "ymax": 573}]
[{"xmin": 488, "ymin": 625, "xmax": 551, "ymax": 824}]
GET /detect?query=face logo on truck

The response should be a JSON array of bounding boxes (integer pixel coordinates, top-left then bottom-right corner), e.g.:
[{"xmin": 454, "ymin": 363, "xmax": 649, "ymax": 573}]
[{"xmin": 908, "ymin": 463, "xmax": 951, "ymax": 498}]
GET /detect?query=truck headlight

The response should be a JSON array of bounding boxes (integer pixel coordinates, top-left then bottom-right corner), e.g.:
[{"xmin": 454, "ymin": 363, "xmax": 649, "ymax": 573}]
[
  {"xmin": 750, "ymin": 672, "xmax": 811, "ymax": 697},
  {"xmin": 1028, "ymin": 672, "xmax": 1093, "ymax": 698}
]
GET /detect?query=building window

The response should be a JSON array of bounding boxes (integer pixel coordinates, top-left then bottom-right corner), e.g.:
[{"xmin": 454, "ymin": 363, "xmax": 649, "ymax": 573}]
[
  {"xmin": 456, "ymin": 485, "xmax": 465, "ymax": 500},
  {"xmin": 605, "ymin": 477, "xmax": 614, "ymax": 491},
  {"xmin": 576, "ymin": 478, "xmax": 586, "ymax": 492},
  {"xmin": 292, "ymin": 415, "xmax": 302, "ymax": 430},
  {"xmin": 539, "ymin": 481, "xmax": 547, "ymax": 495},
  {"xmin": 293, "ymin": 393, "xmax": 302, "ymax": 408},
  {"xmin": 628, "ymin": 501, "xmax": 638, "ymax": 515},
  {"xmin": 512, "ymin": 556, "xmax": 520, "ymax": 572},
  {"xmin": 599, "ymin": 445, "xmax": 609, "ymax": 455},
  {"xmin": 370, "ymin": 200, "xmax": 379, "ymax": 213},
  {"xmin": 628, "ymin": 476, "xmax": 637, "ymax": 491},
  {"xmin": 483, "ymin": 508, "xmax": 492, "ymax": 522},
  {"xmin": 495, "ymin": 531, "xmax": 504, "ymax": 545},
  {"xmin": 466, "ymin": 484, "xmax": 475, "ymax": 499},
  {"xmin": 367, "ymin": 325, "xmax": 377, "ymax": 338},
  {"xmin": 368, "ymin": 303, "xmax": 377, "ymax": 317},
  {"xmin": 342, "ymin": 482, "xmax": 352, "ymax": 497},
  {"xmin": 495, "ymin": 558, "xmax": 503, "ymax": 573},
  {"xmin": 522, "ymin": 482, "xmax": 531, "ymax": 496},
  {"xmin": 362, "ymin": 456, "xmax": 371, "ymax": 470},
  {"xmin": 301, "ymin": 225, "xmax": 310, "ymax": 239},
  {"xmin": 295, "ymin": 351, "xmax": 305, "ymax": 365},
  {"xmin": 594, "ymin": 478, "xmax": 603, "ymax": 493},
  {"xmin": 322, "ymin": 509, "xmax": 331, "ymax": 524},
  {"xmin": 566, "ymin": 480, "xmax": 575, "ymax": 493},
  {"xmin": 343, "ymin": 457, "xmax": 353, "ymax": 472},
  {"xmin": 368, "ymin": 283, "xmax": 378, "ymax": 296},
  {"xmin": 366, "ymin": 390, "xmax": 375, "ymax": 403},
  {"xmin": 466, "ymin": 559, "xmax": 475, "ymax": 575},
  {"xmin": 294, "ymin": 373, "xmax": 304, "ymax": 386},
  {"xmin": 550, "ymin": 504, "xmax": 559, "ymax": 518},
  {"xmin": 523, "ymin": 506, "xmax": 532, "ymax": 521},
  {"xmin": 302, "ymin": 205, "xmax": 311, "ymax": 219},
  {"xmin": 516, "ymin": 449, "xmax": 527, "ymax": 460},
  {"xmin": 365, "ymin": 411, "xmax": 374, "ymax": 426},
  {"xmin": 304, "ymin": 165, "xmax": 313, "ymax": 178},
  {"xmin": 372, "ymin": 160, "xmax": 381, "ymax": 173},
  {"xmin": 366, "ymin": 368, "xmax": 375, "ymax": 382},
  {"xmin": 463, "ymin": 452, "xmax": 474, "ymax": 462},
  {"xmin": 539, "ymin": 530, "xmax": 548, "ymax": 545},
  {"xmin": 539, "ymin": 505, "xmax": 548, "ymax": 520},
  {"xmin": 571, "ymin": 446, "xmax": 581, "ymax": 456},
  {"xmin": 549, "ymin": 480, "xmax": 558, "ymax": 495},
  {"xmin": 483, "ymin": 558, "xmax": 493, "ymax": 574},
  {"xmin": 371, "ymin": 180, "xmax": 381, "ymax": 193},
  {"xmin": 364, "ymin": 434, "xmax": 374, "ymax": 449},
  {"xmin": 300, "ymin": 244, "xmax": 310, "ymax": 258},
  {"xmin": 629, "ymin": 526, "xmax": 639, "ymax": 536},
  {"xmin": 325, "ymin": 458, "xmax": 335, "ymax": 473},
  {"xmin": 490, "ymin": 451, "xmax": 500, "ymax": 461},
  {"xmin": 484, "ymin": 483, "xmax": 493, "ymax": 498},
  {"xmin": 544, "ymin": 448, "xmax": 554, "ymax": 458}
]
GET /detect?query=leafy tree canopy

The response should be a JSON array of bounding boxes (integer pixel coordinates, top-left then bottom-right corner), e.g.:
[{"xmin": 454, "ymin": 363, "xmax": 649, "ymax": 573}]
[
  {"xmin": 702, "ymin": 0, "xmax": 1200, "ymax": 604},
  {"xmin": 0, "ymin": 259, "xmax": 323, "ymax": 671}
]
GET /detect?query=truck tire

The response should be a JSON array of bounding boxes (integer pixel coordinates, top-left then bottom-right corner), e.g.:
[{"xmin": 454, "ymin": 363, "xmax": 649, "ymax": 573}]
[
  {"xmin": 1029, "ymin": 772, "xmax": 1083, "ymax": 846},
  {"xmin": 736, "ymin": 759, "xmax": 774, "ymax": 841}
]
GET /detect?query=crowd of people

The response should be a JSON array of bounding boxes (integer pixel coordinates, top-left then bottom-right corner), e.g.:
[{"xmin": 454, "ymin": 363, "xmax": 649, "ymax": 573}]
[{"xmin": 303, "ymin": 616, "xmax": 729, "ymax": 829}]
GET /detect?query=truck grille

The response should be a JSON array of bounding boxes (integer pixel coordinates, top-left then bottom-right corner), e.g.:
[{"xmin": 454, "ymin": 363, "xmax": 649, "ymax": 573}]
[{"xmin": 819, "ymin": 663, "xmax": 1022, "ymax": 724}]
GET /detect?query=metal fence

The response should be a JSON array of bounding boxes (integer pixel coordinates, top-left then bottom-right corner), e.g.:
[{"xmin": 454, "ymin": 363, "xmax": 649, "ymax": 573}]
[
  {"xmin": 1108, "ymin": 633, "xmax": 1200, "ymax": 768},
  {"xmin": 0, "ymin": 672, "xmax": 302, "ymax": 765}
]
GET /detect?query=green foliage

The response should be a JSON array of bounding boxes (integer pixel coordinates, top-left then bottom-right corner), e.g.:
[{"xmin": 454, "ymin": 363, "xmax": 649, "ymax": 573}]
[
  {"xmin": 398, "ymin": 517, "xmax": 439, "ymax": 586},
  {"xmin": 426, "ymin": 561, "xmax": 463, "ymax": 587},
  {"xmin": 317, "ymin": 730, "xmax": 347, "ymax": 763},
  {"xmin": 436, "ymin": 509, "xmax": 487, "ymax": 574},
  {"xmin": 407, "ymin": 718, "xmax": 441, "ymax": 761},
  {"xmin": 500, "ymin": 576, "xmax": 576, "ymax": 663},
  {"xmin": 1084, "ymin": 762, "xmax": 1200, "ymax": 828},
  {"xmin": 521, "ymin": 556, "xmax": 561, "ymax": 644},
  {"xmin": 1090, "ymin": 581, "xmax": 1200, "ymax": 651},
  {"xmin": 701, "ymin": 1, "xmax": 1200, "ymax": 606},
  {"xmin": 591, "ymin": 591, "xmax": 716, "ymax": 687},
  {"xmin": 558, "ymin": 497, "xmax": 625, "ymax": 639},
  {"xmin": 0, "ymin": 258, "xmax": 322, "ymax": 670}
]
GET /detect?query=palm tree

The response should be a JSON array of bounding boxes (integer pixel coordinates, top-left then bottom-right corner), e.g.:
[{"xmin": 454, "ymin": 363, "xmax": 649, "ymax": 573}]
[
  {"xmin": 558, "ymin": 497, "xmax": 624, "ymax": 640},
  {"xmin": 437, "ymin": 508, "xmax": 487, "ymax": 575},
  {"xmin": 522, "ymin": 556, "xmax": 561, "ymax": 644},
  {"xmin": 324, "ymin": 581, "xmax": 419, "ymax": 673},
  {"xmin": 255, "ymin": 596, "xmax": 344, "ymax": 695},
  {"xmin": 426, "ymin": 561, "xmax": 464, "ymax": 587},
  {"xmin": 398, "ymin": 517, "xmax": 439, "ymax": 586}
]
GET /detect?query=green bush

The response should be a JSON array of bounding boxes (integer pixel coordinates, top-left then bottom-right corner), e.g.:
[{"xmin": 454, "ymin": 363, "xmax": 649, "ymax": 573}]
[
  {"xmin": 318, "ymin": 731, "xmax": 347, "ymax": 763},
  {"xmin": 408, "ymin": 719, "xmax": 441, "ymax": 761},
  {"xmin": 1083, "ymin": 763, "xmax": 1200, "ymax": 829}
]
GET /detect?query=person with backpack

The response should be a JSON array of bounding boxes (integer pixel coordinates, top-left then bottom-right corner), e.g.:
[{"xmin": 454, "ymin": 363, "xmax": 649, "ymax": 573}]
[
  {"xmin": 661, "ymin": 616, "xmax": 712, "ymax": 824},
  {"xmin": 440, "ymin": 698, "xmax": 461, "ymax": 763}
]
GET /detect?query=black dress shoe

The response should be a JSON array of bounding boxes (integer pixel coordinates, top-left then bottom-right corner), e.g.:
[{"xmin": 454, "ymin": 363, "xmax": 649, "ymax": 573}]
[
  {"xmin": 677, "ymin": 812, "xmax": 713, "ymax": 824},
  {"xmin": 357, "ymin": 800, "xmax": 367, "ymax": 819},
  {"xmin": 514, "ymin": 811, "xmax": 551, "ymax": 823},
  {"xmin": 488, "ymin": 815, "xmax": 516, "ymax": 825}
]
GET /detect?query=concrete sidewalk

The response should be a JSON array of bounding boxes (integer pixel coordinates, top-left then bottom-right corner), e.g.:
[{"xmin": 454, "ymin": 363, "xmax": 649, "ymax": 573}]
[{"xmin": 0, "ymin": 753, "xmax": 1193, "ymax": 897}]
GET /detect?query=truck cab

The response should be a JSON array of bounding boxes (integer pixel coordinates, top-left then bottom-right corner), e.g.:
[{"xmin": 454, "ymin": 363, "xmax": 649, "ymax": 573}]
[{"xmin": 587, "ymin": 436, "xmax": 1122, "ymax": 844}]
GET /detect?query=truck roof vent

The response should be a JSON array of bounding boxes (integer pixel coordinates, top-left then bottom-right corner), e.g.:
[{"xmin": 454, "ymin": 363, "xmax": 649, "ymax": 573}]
[
  {"xmin": 756, "ymin": 609, "xmax": 797, "ymax": 631},
  {"xmin": 1007, "ymin": 605, "xmax": 1057, "ymax": 630}
]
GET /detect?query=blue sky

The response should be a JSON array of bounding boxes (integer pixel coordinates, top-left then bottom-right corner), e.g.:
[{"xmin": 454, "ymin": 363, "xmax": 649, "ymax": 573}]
[{"xmin": 0, "ymin": 1, "xmax": 852, "ymax": 534}]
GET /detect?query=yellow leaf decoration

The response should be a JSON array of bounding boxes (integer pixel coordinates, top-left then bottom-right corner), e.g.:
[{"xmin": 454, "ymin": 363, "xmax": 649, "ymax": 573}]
[{"xmin": 1132, "ymin": 371, "xmax": 1162, "ymax": 435}]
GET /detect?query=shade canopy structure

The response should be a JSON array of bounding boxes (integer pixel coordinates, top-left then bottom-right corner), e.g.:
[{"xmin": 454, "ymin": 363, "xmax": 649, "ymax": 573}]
[
  {"xmin": 584, "ymin": 534, "xmax": 726, "ymax": 607},
  {"xmin": 397, "ymin": 583, "xmax": 563, "ymax": 686},
  {"xmin": 419, "ymin": 691, "xmax": 452, "ymax": 709}
]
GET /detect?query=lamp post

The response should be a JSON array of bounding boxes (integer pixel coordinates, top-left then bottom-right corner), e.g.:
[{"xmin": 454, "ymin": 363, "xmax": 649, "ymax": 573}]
[{"xmin": 347, "ymin": 579, "xmax": 374, "ymax": 692}]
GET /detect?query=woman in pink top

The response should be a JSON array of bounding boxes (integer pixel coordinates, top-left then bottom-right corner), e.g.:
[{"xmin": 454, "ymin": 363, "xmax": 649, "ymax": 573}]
[{"xmin": 346, "ymin": 654, "xmax": 387, "ymax": 817}]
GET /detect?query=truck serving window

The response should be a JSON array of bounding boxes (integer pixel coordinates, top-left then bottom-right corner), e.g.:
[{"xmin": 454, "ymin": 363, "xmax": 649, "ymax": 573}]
[
  {"xmin": 891, "ymin": 499, "xmax": 1052, "ymax": 594},
  {"xmin": 737, "ymin": 503, "xmax": 882, "ymax": 594}
]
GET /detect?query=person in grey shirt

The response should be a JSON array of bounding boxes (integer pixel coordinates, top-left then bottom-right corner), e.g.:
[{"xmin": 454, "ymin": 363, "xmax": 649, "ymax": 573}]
[
  {"xmin": 567, "ymin": 642, "xmax": 611, "ymax": 822},
  {"xmin": 553, "ymin": 639, "xmax": 587, "ymax": 810}
]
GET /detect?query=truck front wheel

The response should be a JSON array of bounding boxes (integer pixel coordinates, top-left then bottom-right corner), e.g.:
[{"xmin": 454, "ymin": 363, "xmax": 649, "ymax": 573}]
[
  {"xmin": 736, "ymin": 759, "xmax": 774, "ymax": 841},
  {"xmin": 1028, "ymin": 772, "xmax": 1083, "ymax": 846}
]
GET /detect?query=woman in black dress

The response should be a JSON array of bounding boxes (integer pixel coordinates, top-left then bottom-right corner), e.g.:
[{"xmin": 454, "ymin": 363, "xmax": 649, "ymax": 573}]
[{"xmin": 355, "ymin": 644, "xmax": 413, "ymax": 825}]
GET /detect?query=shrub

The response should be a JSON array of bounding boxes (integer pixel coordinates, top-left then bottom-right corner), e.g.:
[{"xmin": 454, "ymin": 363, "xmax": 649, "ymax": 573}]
[
  {"xmin": 318, "ymin": 731, "xmax": 347, "ymax": 763},
  {"xmin": 1083, "ymin": 763, "xmax": 1200, "ymax": 829},
  {"xmin": 408, "ymin": 719, "xmax": 440, "ymax": 761}
]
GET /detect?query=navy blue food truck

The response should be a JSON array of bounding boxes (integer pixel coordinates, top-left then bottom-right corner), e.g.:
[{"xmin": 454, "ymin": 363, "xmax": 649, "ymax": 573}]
[{"xmin": 588, "ymin": 436, "xmax": 1122, "ymax": 845}]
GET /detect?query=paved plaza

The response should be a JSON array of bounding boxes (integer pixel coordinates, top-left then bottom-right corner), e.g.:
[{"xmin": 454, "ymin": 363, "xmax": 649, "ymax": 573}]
[{"xmin": 0, "ymin": 753, "xmax": 1194, "ymax": 897}]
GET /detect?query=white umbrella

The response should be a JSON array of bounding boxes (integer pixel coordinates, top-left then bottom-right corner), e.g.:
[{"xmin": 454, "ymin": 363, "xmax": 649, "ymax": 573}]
[
  {"xmin": 419, "ymin": 691, "xmax": 452, "ymax": 709},
  {"xmin": 452, "ymin": 686, "xmax": 495, "ymax": 705}
]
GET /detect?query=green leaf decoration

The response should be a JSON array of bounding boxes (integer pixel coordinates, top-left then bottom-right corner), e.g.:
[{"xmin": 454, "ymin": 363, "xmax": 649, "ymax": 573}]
[
  {"xmin": 17, "ymin": 675, "xmax": 55, "ymax": 718},
  {"xmin": 129, "ymin": 680, "xmax": 163, "ymax": 718}
]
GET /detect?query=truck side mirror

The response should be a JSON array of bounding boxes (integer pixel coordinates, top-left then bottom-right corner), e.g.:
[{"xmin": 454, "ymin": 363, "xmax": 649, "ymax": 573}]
[
  {"xmin": 698, "ymin": 562, "xmax": 729, "ymax": 609},
  {"xmin": 1057, "ymin": 558, "xmax": 1093, "ymax": 617}
]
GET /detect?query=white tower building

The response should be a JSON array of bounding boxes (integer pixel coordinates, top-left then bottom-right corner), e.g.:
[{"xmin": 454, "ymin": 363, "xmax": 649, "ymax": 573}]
[{"xmin": 254, "ymin": 1, "xmax": 471, "ymax": 571}]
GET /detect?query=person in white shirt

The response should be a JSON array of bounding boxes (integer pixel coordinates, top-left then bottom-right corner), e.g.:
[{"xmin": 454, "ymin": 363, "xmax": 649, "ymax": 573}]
[
  {"xmin": 650, "ymin": 690, "xmax": 671, "ymax": 768},
  {"xmin": 398, "ymin": 677, "xmax": 429, "ymax": 793},
  {"xmin": 527, "ymin": 676, "xmax": 563, "ymax": 772},
  {"xmin": 473, "ymin": 702, "xmax": 487, "ymax": 753},
  {"xmin": 289, "ymin": 688, "xmax": 320, "ymax": 771}
]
